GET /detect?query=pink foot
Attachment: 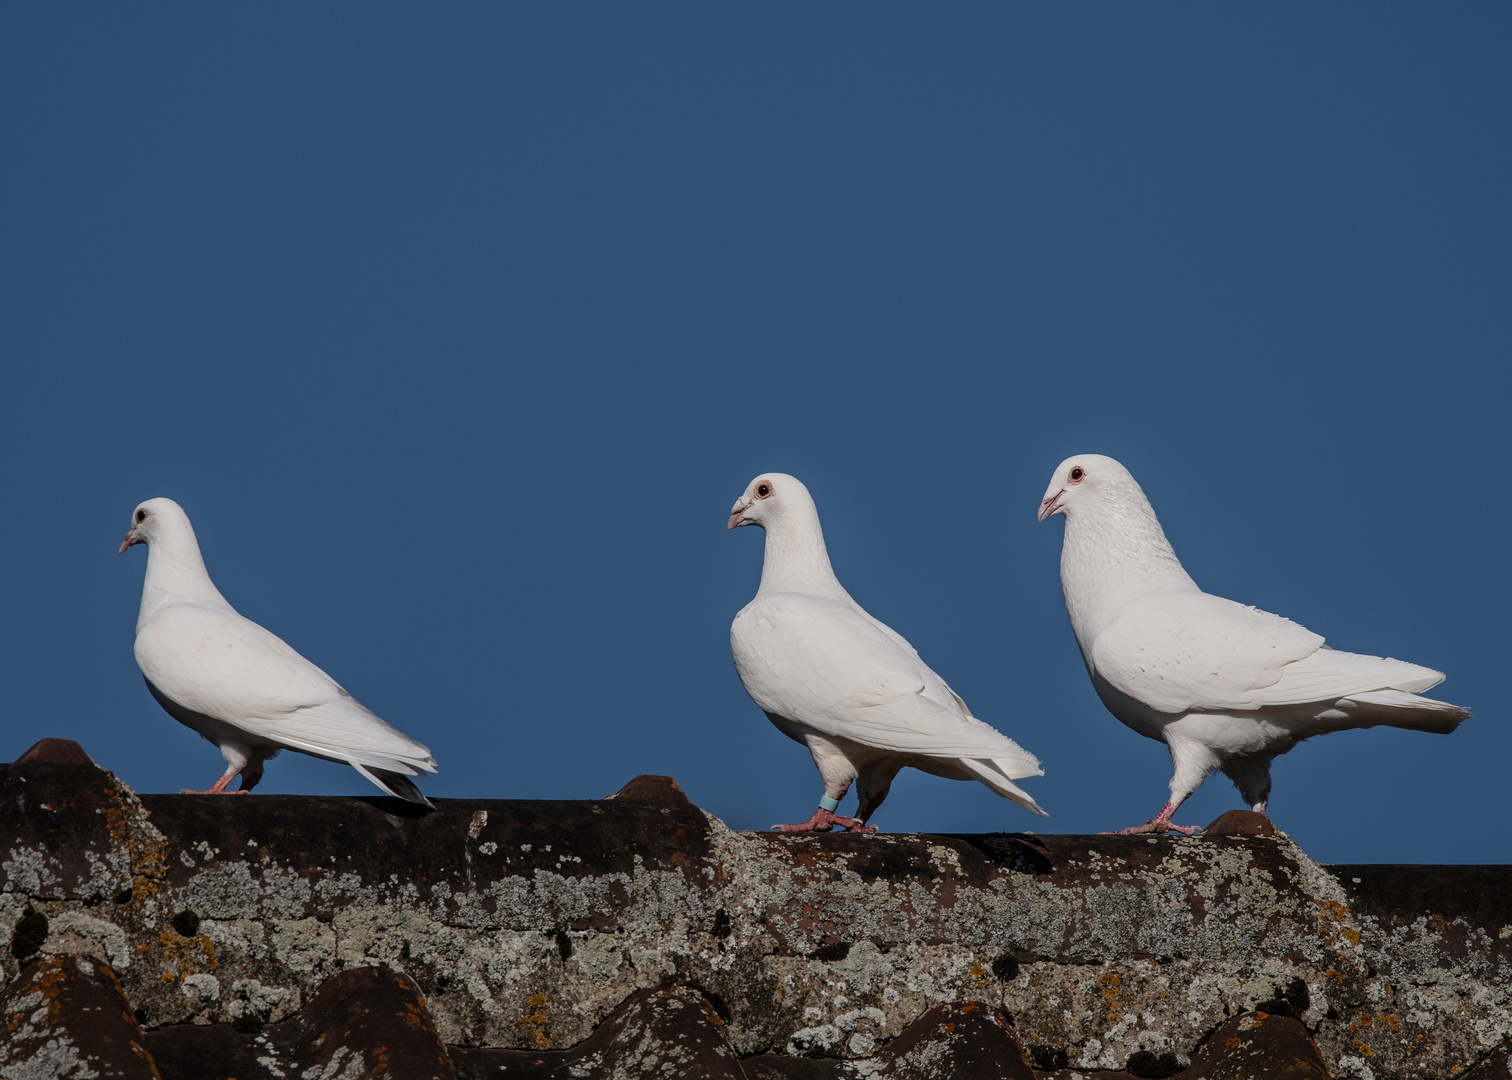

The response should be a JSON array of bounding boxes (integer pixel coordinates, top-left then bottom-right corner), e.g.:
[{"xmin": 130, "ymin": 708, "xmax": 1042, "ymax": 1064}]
[
  {"xmin": 1105, "ymin": 820, "xmax": 1200, "ymax": 836},
  {"xmin": 181, "ymin": 773, "xmax": 249, "ymax": 795},
  {"xmin": 1101, "ymin": 801, "xmax": 1200, "ymax": 836},
  {"xmin": 773, "ymin": 808, "xmax": 877, "ymax": 834}
]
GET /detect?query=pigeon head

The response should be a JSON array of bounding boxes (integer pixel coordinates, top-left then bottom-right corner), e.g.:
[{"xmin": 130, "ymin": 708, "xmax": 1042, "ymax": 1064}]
[
  {"xmin": 1037, "ymin": 454, "xmax": 1137, "ymax": 522},
  {"xmin": 727, "ymin": 473, "xmax": 812, "ymax": 532},
  {"xmin": 728, "ymin": 472, "xmax": 841, "ymax": 595},
  {"xmin": 119, "ymin": 497, "xmax": 191, "ymax": 554}
]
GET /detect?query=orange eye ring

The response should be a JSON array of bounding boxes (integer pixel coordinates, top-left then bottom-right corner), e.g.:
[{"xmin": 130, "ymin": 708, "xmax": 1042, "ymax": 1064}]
[
  {"xmin": 135, "ymin": 509, "xmax": 148, "ymax": 523},
  {"xmin": 1068, "ymin": 467, "xmax": 1086, "ymax": 484},
  {"xmin": 754, "ymin": 481, "xmax": 774, "ymax": 499}
]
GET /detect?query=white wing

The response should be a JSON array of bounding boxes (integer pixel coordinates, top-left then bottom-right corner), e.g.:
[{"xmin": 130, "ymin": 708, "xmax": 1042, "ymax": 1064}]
[
  {"xmin": 135, "ymin": 601, "xmax": 435, "ymax": 774},
  {"xmin": 1092, "ymin": 589, "xmax": 1454, "ymax": 716},
  {"xmin": 732, "ymin": 592, "xmax": 1041, "ymax": 776}
]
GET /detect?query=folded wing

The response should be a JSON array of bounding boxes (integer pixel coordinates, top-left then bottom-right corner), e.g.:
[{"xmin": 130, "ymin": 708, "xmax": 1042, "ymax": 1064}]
[
  {"xmin": 733, "ymin": 593, "xmax": 1042, "ymax": 777},
  {"xmin": 1093, "ymin": 590, "xmax": 1466, "ymax": 724},
  {"xmin": 135, "ymin": 601, "xmax": 436, "ymax": 776}
]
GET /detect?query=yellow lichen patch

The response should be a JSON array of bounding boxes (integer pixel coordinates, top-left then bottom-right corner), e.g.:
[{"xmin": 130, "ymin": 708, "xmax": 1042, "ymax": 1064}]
[
  {"xmin": 1347, "ymin": 1011, "xmax": 1401, "ymax": 1036},
  {"xmin": 1404, "ymin": 1032, "xmax": 1433, "ymax": 1055},
  {"xmin": 6, "ymin": 956, "xmax": 68, "ymax": 1033},
  {"xmin": 1096, "ymin": 971, "xmax": 1130, "ymax": 1023},
  {"xmin": 1311, "ymin": 898, "xmax": 1363, "ymax": 949},
  {"xmin": 154, "ymin": 928, "xmax": 217, "ymax": 984},
  {"xmin": 1347, "ymin": 1011, "xmax": 1382, "ymax": 1058},
  {"xmin": 104, "ymin": 793, "xmax": 168, "ymax": 909},
  {"xmin": 969, "ymin": 962, "xmax": 990, "ymax": 989},
  {"xmin": 402, "ymin": 992, "xmax": 434, "ymax": 1034},
  {"xmin": 700, "ymin": 998, "xmax": 728, "ymax": 1034},
  {"xmin": 518, "ymin": 992, "xmax": 552, "ymax": 1049}
]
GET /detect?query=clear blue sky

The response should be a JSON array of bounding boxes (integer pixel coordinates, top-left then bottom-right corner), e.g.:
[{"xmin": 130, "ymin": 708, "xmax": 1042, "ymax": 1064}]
[{"xmin": 2, "ymin": 6, "xmax": 1507, "ymax": 863}]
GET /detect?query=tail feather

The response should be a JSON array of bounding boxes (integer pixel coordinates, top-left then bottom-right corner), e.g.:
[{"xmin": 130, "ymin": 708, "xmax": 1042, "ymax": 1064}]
[
  {"xmin": 1337, "ymin": 689, "xmax": 1471, "ymax": 735},
  {"xmin": 1266, "ymin": 649, "xmax": 1448, "ymax": 706},
  {"xmin": 959, "ymin": 757, "xmax": 1049, "ymax": 818},
  {"xmin": 272, "ymin": 731, "xmax": 438, "ymax": 778},
  {"xmin": 353, "ymin": 762, "xmax": 436, "ymax": 808}
]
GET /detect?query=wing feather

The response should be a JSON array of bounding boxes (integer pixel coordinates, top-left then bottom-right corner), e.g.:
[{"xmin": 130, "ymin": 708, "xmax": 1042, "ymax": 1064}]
[
  {"xmin": 1090, "ymin": 591, "xmax": 1322, "ymax": 713},
  {"xmin": 135, "ymin": 601, "xmax": 432, "ymax": 767},
  {"xmin": 732, "ymin": 593, "xmax": 1040, "ymax": 769},
  {"xmin": 1091, "ymin": 590, "xmax": 1457, "ymax": 715}
]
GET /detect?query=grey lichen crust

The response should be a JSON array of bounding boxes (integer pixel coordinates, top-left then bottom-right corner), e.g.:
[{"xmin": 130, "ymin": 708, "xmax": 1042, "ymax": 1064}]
[{"xmin": 2, "ymin": 761, "xmax": 1509, "ymax": 1080}]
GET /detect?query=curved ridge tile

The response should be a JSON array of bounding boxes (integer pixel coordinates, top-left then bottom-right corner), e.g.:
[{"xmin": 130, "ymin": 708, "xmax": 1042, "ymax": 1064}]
[
  {"xmin": 450, "ymin": 985, "xmax": 747, "ymax": 1079},
  {"xmin": 0, "ymin": 953, "xmax": 161, "ymax": 1079},
  {"xmin": 145, "ymin": 964, "xmax": 454, "ymax": 1080}
]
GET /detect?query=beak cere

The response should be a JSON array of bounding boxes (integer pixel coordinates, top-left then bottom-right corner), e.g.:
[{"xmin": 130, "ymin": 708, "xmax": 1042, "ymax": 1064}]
[
  {"xmin": 727, "ymin": 497, "xmax": 754, "ymax": 531},
  {"xmin": 1037, "ymin": 490, "xmax": 1064, "ymax": 523},
  {"xmin": 119, "ymin": 528, "xmax": 138, "ymax": 554}
]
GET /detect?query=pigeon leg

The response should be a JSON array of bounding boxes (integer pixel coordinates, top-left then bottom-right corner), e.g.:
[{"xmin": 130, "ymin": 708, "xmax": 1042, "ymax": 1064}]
[
  {"xmin": 1220, "ymin": 755, "xmax": 1273, "ymax": 815},
  {"xmin": 1104, "ymin": 801, "xmax": 1200, "ymax": 836},
  {"xmin": 181, "ymin": 768, "xmax": 250, "ymax": 795},
  {"xmin": 236, "ymin": 755, "xmax": 266, "ymax": 792},
  {"xmin": 773, "ymin": 807, "xmax": 870, "ymax": 833},
  {"xmin": 850, "ymin": 764, "xmax": 897, "ymax": 834},
  {"xmin": 850, "ymin": 791, "xmax": 887, "ymax": 834}
]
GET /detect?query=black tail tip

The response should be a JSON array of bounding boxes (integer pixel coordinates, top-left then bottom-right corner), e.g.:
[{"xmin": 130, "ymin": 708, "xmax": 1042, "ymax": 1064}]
[{"xmin": 369, "ymin": 767, "xmax": 435, "ymax": 809}]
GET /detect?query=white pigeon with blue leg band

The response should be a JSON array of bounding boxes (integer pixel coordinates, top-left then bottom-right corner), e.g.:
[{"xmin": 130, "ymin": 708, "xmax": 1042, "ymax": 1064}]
[{"xmin": 728, "ymin": 472, "xmax": 1047, "ymax": 833}]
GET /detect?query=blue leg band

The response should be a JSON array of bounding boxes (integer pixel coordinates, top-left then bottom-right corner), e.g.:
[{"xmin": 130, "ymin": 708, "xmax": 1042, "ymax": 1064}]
[{"xmin": 818, "ymin": 795, "xmax": 841, "ymax": 812}]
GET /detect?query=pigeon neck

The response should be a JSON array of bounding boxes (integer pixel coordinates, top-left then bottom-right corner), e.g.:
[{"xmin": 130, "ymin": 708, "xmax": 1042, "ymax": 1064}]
[
  {"xmin": 1060, "ymin": 493, "xmax": 1197, "ymax": 648},
  {"xmin": 137, "ymin": 520, "xmax": 229, "ymax": 628},
  {"xmin": 756, "ymin": 514, "xmax": 845, "ymax": 597}
]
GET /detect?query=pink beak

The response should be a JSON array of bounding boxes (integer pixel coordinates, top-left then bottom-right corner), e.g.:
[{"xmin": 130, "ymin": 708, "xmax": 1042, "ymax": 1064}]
[
  {"xmin": 727, "ymin": 496, "xmax": 754, "ymax": 531},
  {"xmin": 1037, "ymin": 490, "xmax": 1064, "ymax": 523},
  {"xmin": 119, "ymin": 529, "xmax": 138, "ymax": 554}
]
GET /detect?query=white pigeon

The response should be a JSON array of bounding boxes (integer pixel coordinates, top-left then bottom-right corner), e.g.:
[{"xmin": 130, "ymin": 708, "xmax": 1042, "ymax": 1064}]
[
  {"xmin": 120, "ymin": 498, "xmax": 438, "ymax": 807},
  {"xmin": 728, "ymin": 473, "xmax": 1046, "ymax": 832},
  {"xmin": 1039, "ymin": 454, "xmax": 1469, "ymax": 834}
]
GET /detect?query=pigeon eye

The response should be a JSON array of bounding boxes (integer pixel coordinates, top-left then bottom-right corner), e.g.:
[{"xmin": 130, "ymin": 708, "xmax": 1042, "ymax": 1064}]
[
  {"xmin": 135, "ymin": 509, "xmax": 148, "ymax": 523},
  {"xmin": 1068, "ymin": 467, "xmax": 1086, "ymax": 484},
  {"xmin": 755, "ymin": 481, "xmax": 774, "ymax": 499}
]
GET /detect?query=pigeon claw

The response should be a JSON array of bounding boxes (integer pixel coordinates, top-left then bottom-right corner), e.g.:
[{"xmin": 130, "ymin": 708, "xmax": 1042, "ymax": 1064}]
[
  {"xmin": 771, "ymin": 807, "xmax": 873, "ymax": 834},
  {"xmin": 1101, "ymin": 801, "xmax": 1199, "ymax": 836},
  {"xmin": 1101, "ymin": 821, "xmax": 1201, "ymax": 836},
  {"xmin": 181, "ymin": 771, "xmax": 250, "ymax": 796},
  {"xmin": 180, "ymin": 787, "xmax": 250, "ymax": 795}
]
